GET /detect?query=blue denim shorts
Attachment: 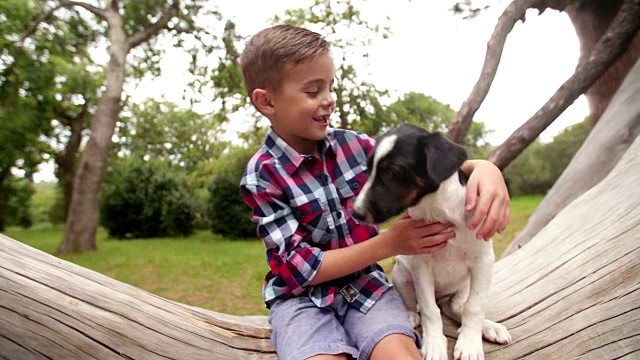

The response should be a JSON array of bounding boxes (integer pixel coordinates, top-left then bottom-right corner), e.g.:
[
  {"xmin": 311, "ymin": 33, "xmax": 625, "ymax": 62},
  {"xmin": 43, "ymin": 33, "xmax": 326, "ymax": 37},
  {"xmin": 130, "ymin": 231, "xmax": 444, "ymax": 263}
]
[{"xmin": 268, "ymin": 288, "xmax": 421, "ymax": 360}]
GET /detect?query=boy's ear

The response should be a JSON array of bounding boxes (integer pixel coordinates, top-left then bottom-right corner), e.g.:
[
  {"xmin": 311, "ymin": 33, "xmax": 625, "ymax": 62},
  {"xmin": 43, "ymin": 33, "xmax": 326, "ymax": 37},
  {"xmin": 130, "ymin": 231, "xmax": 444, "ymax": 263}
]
[{"xmin": 252, "ymin": 89, "xmax": 275, "ymax": 115}]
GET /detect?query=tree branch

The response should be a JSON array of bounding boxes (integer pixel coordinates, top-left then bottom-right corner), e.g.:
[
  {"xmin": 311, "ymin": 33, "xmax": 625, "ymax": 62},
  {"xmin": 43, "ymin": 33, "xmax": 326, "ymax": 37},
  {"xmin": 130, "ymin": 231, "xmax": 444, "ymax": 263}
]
[
  {"xmin": 21, "ymin": 1, "xmax": 106, "ymax": 43},
  {"xmin": 126, "ymin": 3, "xmax": 181, "ymax": 51},
  {"xmin": 488, "ymin": 0, "xmax": 640, "ymax": 170},
  {"xmin": 447, "ymin": 0, "xmax": 543, "ymax": 144}
]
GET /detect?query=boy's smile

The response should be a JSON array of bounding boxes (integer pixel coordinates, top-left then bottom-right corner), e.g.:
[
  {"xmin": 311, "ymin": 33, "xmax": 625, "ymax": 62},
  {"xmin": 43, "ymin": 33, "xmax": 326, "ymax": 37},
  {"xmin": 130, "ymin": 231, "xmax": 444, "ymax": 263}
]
[{"xmin": 263, "ymin": 52, "xmax": 336, "ymax": 157}]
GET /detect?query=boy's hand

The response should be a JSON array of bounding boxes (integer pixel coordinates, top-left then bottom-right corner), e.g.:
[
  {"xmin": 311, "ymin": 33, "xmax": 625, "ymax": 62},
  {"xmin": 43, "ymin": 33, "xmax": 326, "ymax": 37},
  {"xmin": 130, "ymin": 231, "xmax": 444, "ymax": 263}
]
[
  {"xmin": 462, "ymin": 160, "xmax": 511, "ymax": 240},
  {"xmin": 384, "ymin": 213, "xmax": 454, "ymax": 256}
]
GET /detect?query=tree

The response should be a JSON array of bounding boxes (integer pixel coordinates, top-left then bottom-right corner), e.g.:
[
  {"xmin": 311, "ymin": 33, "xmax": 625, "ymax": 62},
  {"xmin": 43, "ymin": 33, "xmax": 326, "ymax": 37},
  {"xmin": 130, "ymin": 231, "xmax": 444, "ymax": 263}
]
[
  {"xmin": 115, "ymin": 99, "xmax": 229, "ymax": 171},
  {"xmin": 0, "ymin": 0, "xmax": 56, "ymax": 230},
  {"xmin": 1, "ymin": 1, "xmax": 103, "ymax": 227},
  {"xmin": 19, "ymin": 1, "xmax": 229, "ymax": 254},
  {"xmin": 50, "ymin": 59, "xmax": 103, "ymax": 223},
  {"xmin": 445, "ymin": 0, "xmax": 640, "ymax": 256},
  {"xmin": 382, "ymin": 92, "xmax": 492, "ymax": 156}
]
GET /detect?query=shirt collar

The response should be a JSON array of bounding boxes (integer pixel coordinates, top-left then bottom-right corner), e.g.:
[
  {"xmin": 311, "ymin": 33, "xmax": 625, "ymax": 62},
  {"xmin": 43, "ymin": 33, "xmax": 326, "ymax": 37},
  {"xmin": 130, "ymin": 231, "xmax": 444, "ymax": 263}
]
[{"xmin": 265, "ymin": 127, "xmax": 335, "ymax": 175}]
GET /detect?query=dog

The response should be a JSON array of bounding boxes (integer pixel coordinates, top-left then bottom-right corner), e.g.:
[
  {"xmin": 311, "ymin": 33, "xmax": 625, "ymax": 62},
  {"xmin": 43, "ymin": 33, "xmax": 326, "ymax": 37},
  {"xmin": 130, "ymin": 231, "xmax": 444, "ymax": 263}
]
[{"xmin": 352, "ymin": 123, "xmax": 511, "ymax": 360}]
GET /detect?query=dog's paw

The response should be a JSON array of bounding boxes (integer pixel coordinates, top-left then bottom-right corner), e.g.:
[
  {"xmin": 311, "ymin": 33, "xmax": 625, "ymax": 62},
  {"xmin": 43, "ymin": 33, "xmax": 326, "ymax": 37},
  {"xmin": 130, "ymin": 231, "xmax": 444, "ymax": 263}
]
[
  {"xmin": 453, "ymin": 330, "xmax": 484, "ymax": 360},
  {"xmin": 408, "ymin": 311, "xmax": 421, "ymax": 329},
  {"xmin": 482, "ymin": 320, "xmax": 511, "ymax": 345},
  {"xmin": 421, "ymin": 332, "xmax": 448, "ymax": 360}
]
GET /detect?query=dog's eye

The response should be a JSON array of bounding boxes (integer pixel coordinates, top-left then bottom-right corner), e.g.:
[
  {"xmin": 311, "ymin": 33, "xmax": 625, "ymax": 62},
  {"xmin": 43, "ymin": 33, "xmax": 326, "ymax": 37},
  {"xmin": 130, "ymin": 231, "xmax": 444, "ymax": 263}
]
[
  {"xmin": 386, "ymin": 165, "xmax": 412, "ymax": 182},
  {"xmin": 387, "ymin": 165, "xmax": 403, "ymax": 176}
]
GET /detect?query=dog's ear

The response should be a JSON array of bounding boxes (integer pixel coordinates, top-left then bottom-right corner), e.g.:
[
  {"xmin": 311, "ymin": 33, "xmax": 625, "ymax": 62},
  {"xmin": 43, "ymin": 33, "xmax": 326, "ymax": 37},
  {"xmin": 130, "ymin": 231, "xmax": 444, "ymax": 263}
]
[{"xmin": 423, "ymin": 132, "xmax": 468, "ymax": 183}]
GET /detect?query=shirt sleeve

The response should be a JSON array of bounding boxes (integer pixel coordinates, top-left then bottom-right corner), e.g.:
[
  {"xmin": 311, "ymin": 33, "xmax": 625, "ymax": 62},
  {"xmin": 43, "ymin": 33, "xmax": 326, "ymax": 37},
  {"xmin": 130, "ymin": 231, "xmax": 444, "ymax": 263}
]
[
  {"xmin": 240, "ymin": 174, "xmax": 324, "ymax": 296},
  {"xmin": 355, "ymin": 131, "xmax": 375, "ymax": 157}
]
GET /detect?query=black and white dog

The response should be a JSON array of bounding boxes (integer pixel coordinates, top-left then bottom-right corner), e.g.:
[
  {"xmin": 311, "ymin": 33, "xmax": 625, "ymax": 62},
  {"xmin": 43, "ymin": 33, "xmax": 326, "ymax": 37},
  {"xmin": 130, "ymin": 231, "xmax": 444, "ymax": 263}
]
[{"xmin": 353, "ymin": 124, "xmax": 510, "ymax": 360}]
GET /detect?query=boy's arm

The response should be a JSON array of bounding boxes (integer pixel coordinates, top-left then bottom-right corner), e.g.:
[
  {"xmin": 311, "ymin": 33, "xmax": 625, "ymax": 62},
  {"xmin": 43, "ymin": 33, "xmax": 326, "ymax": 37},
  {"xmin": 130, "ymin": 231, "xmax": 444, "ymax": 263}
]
[
  {"xmin": 241, "ymin": 180, "xmax": 455, "ymax": 288},
  {"xmin": 460, "ymin": 159, "xmax": 511, "ymax": 240},
  {"xmin": 310, "ymin": 213, "xmax": 455, "ymax": 285}
]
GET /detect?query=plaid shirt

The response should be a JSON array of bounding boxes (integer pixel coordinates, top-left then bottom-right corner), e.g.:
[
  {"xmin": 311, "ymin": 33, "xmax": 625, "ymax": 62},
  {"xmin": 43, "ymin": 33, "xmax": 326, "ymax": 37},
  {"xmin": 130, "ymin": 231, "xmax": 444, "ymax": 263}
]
[{"xmin": 240, "ymin": 127, "xmax": 392, "ymax": 313}]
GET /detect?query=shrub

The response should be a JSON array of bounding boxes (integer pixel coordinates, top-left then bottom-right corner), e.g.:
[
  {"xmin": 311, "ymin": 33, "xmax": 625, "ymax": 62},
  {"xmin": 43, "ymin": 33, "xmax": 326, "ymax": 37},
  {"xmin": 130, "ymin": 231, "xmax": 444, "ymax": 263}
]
[
  {"xmin": 504, "ymin": 120, "xmax": 590, "ymax": 196},
  {"xmin": 0, "ymin": 176, "xmax": 34, "ymax": 230},
  {"xmin": 207, "ymin": 147, "xmax": 257, "ymax": 239},
  {"xmin": 100, "ymin": 157, "xmax": 196, "ymax": 239}
]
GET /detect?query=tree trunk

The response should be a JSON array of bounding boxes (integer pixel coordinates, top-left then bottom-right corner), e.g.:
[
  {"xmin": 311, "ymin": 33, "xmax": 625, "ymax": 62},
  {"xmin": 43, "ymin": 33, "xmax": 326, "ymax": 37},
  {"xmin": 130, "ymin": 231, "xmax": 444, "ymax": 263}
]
[
  {"xmin": 56, "ymin": 15, "xmax": 128, "ymax": 255},
  {"xmin": 501, "ymin": 57, "xmax": 640, "ymax": 258},
  {"xmin": 54, "ymin": 105, "xmax": 87, "ymax": 222},
  {"xmin": 2, "ymin": 131, "xmax": 639, "ymax": 358},
  {"xmin": 51, "ymin": 0, "xmax": 178, "ymax": 255},
  {"xmin": 565, "ymin": 0, "xmax": 640, "ymax": 123}
]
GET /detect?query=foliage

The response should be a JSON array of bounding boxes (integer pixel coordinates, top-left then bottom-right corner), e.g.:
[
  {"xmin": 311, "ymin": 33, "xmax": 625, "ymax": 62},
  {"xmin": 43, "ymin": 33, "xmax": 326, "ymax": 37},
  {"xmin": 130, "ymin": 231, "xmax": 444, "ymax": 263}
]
[
  {"xmin": 114, "ymin": 99, "xmax": 230, "ymax": 170},
  {"xmin": 273, "ymin": 0, "xmax": 391, "ymax": 132},
  {"xmin": 504, "ymin": 120, "xmax": 591, "ymax": 195},
  {"xmin": 0, "ymin": 0, "xmax": 103, "ymax": 228},
  {"xmin": 376, "ymin": 92, "xmax": 492, "ymax": 157},
  {"xmin": 0, "ymin": 1, "xmax": 52, "ymax": 225},
  {"xmin": 0, "ymin": 176, "xmax": 34, "ymax": 230},
  {"xmin": 207, "ymin": 146, "xmax": 257, "ymax": 239},
  {"xmin": 100, "ymin": 157, "xmax": 197, "ymax": 239},
  {"xmin": 537, "ymin": 119, "xmax": 591, "ymax": 181}
]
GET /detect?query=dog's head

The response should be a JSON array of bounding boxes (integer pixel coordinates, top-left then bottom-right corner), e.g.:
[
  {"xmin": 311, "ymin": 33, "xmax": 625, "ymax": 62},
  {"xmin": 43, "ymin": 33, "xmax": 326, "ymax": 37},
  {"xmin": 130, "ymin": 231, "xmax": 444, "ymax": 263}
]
[{"xmin": 352, "ymin": 123, "xmax": 467, "ymax": 224}]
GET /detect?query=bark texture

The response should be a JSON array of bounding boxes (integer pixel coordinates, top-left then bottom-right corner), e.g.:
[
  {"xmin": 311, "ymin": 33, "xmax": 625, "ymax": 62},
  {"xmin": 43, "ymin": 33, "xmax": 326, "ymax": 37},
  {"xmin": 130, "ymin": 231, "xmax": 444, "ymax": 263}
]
[
  {"xmin": 565, "ymin": 0, "xmax": 640, "ymax": 123},
  {"xmin": 502, "ymin": 56, "xmax": 640, "ymax": 257}
]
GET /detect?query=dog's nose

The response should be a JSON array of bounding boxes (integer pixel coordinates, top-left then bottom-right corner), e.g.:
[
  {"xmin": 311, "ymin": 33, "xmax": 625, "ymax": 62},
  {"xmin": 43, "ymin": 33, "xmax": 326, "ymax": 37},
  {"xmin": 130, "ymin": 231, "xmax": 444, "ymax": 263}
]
[{"xmin": 352, "ymin": 209, "xmax": 366, "ymax": 222}]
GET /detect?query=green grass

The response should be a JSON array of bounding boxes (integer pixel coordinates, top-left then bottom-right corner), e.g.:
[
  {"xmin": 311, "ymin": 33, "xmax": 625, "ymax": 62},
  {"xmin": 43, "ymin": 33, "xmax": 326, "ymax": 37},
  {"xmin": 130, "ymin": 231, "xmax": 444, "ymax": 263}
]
[
  {"xmin": 3, "ymin": 195, "xmax": 543, "ymax": 316},
  {"xmin": 491, "ymin": 194, "xmax": 544, "ymax": 256},
  {"xmin": 4, "ymin": 226, "xmax": 269, "ymax": 316}
]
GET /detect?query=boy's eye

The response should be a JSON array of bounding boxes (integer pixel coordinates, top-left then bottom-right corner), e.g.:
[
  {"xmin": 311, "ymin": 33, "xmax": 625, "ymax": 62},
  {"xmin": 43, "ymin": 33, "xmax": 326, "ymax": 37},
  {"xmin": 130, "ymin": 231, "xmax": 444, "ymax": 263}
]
[{"xmin": 305, "ymin": 89, "xmax": 319, "ymax": 95}]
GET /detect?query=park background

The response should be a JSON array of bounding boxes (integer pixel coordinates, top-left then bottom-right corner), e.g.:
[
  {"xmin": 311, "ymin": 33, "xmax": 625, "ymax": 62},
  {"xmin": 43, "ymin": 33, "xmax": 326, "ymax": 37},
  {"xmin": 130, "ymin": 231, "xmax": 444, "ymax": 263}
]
[{"xmin": 2, "ymin": 0, "xmax": 594, "ymax": 316}]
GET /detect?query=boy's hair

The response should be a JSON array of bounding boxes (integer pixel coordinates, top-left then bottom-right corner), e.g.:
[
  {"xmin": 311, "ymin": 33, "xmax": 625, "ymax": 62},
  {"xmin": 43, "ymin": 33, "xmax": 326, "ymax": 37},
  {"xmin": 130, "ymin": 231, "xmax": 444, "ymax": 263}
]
[{"xmin": 240, "ymin": 25, "xmax": 330, "ymax": 107}]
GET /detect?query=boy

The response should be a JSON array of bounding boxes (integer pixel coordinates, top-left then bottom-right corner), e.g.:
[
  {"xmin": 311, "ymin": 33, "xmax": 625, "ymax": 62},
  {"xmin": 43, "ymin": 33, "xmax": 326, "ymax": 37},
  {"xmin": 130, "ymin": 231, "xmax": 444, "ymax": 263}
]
[{"xmin": 239, "ymin": 25, "xmax": 510, "ymax": 360}]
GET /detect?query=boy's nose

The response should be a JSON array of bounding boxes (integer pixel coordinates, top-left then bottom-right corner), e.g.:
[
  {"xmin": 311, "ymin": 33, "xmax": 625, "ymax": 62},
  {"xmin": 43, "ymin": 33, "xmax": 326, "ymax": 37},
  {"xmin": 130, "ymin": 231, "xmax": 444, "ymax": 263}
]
[{"xmin": 322, "ymin": 93, "xmax": 335, "ymax": 107}]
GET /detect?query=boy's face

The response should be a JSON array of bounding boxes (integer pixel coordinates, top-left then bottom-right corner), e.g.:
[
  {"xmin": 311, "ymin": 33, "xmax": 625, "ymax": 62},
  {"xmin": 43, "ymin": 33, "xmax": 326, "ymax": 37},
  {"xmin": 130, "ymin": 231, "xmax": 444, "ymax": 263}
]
[{"xmin": 265, "ymin": 52, "xmax": 336, "ymax": 156}]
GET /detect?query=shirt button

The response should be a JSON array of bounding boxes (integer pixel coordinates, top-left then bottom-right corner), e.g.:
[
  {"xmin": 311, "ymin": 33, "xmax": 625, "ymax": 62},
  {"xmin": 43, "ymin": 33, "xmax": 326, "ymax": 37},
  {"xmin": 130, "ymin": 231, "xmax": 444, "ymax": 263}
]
[{"xmin": 336, "ymin": 211, "xmax": 342, "ymax": 219}]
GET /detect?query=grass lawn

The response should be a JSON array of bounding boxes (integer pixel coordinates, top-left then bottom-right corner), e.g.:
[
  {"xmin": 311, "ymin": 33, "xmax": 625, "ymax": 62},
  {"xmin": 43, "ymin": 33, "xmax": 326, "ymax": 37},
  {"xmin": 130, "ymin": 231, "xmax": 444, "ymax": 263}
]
[{"xmin": 3, "ymin": 195, "xmax": 543, "ymax": 316}]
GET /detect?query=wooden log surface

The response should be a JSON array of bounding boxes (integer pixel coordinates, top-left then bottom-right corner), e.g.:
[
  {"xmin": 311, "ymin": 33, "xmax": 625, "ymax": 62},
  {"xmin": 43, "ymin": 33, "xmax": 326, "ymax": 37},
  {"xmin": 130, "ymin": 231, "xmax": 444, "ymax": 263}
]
[
  {"xmin": 2, "ymin": 129, "xmax": 640, "ymax": 360},
  {"xmin": 0, "ymin": 235, "xmax": 276, "ymax": 359}
]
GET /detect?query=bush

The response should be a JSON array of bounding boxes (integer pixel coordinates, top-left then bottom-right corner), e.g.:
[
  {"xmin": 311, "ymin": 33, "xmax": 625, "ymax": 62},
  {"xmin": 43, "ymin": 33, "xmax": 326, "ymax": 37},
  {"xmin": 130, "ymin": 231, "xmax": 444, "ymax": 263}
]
[
  {"xmin": 0, "ymin": 176, "xmax": 34, "ymax": 231},
  {"xmin": 504, "ymin": 120, "xmax": 591, "ymax": 196},
  {"xmin": 207, "ymin": 147, "xmax": 257, "ymax": 239},
  {"xmin": 100, "ymin": 158, "xmax": 196, "ymax": 239}
]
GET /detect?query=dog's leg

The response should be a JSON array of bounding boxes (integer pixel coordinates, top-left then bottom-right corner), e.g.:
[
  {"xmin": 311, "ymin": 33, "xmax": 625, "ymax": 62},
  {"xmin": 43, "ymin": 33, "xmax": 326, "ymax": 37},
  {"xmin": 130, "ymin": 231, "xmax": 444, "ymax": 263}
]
[
  {"xmin": 412, "ymin": 259, "xmax": 448, "ymax": 360},
  {"xmin": 441, "ymin": 282, "xmax": 511, "ymax": 345},
  {"xmin": 453, "ymin": 260, "xmax": 493, "ymax": 360},
  {"xmin": 392, "ymin": 258, "xmax": 420, "ymax": 328}
]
